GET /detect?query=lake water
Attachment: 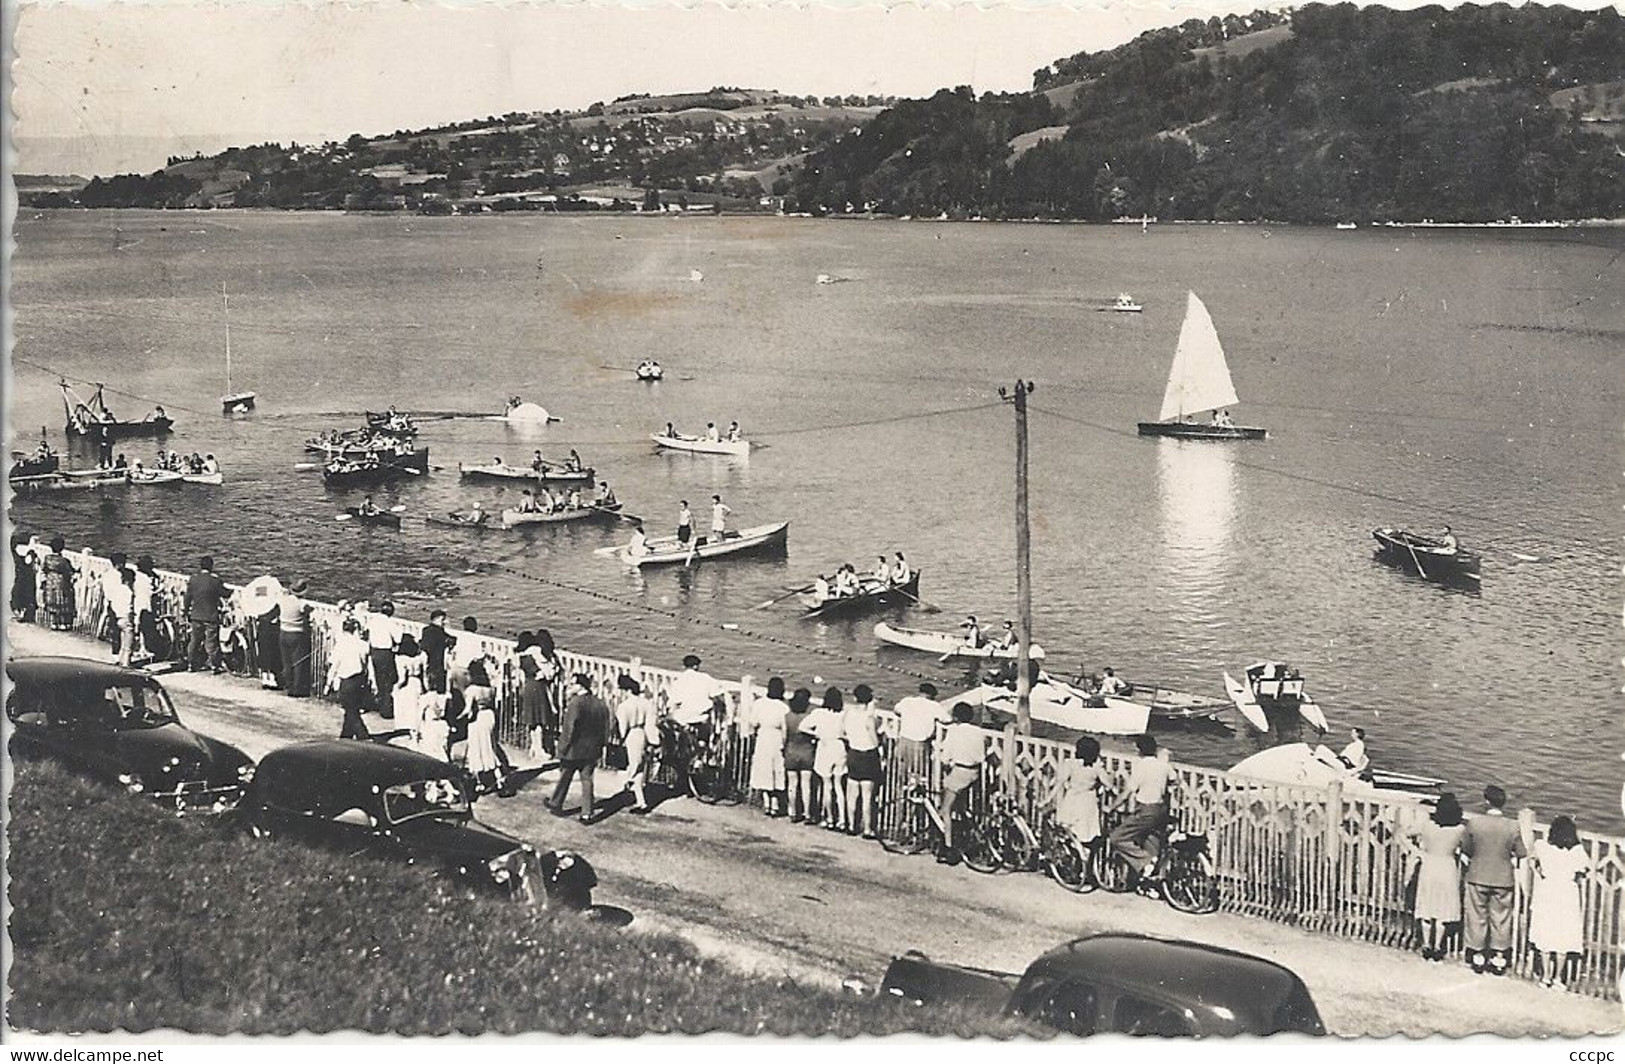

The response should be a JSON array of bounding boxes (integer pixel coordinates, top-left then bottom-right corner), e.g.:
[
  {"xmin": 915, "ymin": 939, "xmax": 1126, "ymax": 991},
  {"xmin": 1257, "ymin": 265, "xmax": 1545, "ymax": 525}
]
[{"xmin": 10, "ymin": 211, "xmax": 1622, "ymax": 830}]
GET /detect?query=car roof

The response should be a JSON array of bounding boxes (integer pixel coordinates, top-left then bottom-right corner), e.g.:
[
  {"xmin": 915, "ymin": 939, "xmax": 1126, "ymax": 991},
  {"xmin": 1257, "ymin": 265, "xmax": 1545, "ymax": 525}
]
[
  {"xmin": 252, "ymin": 739, "xmax": 461, "ymax": 815},
  {"xmin": 7, "ymin": 655, "xmax": 162, "ymax": 691},
  {"xmin": 1025, "ymin": 934, "xmax": 1308, "ymax": 1017}
]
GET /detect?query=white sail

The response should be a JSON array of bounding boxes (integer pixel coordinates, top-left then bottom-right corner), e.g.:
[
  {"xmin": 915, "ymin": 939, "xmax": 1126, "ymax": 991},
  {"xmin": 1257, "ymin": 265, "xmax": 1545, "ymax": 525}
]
[{"xmin": 1157, "ymin": 292, "xmax": 1240, "ymax": 422}]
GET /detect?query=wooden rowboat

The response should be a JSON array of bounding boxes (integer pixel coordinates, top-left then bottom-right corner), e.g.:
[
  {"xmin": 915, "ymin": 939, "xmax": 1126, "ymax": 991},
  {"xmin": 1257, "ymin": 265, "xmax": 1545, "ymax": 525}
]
[
  {"xmin": 801, "ymin": 572, "xmax": 922, "ymax": 619},
  {"xmin": 458, "ymin": 461, "xmax": 595, "ymax": 484},
  {"xmin": 954, "ymin": 680, "xmax": 1149, "ymax": 736},
  {"xmin": 651, "ymin": 433, "xmax": 750, "ymax": 457},
  {"xmin": 501, "ymin": 503, "xmax": 622, "ymax": 528},
  {"xmin": 1372, "ymin": 527, "xmax": 1481, "ymax": 582},
  {"xmin": 614, "ymin": 521, "xmax": 788, "ymax": 567},
  {"xmin": 343, "ymin": 507, "xmax": 402, "ymax": 530},
  {"xmin": 180, "ymin": 471, "xmax": 223, "ymax": 486},
  {"xmin": 127, "ymin": 468, "xmax": 185, "ymax": 485},
  {"xmin": 873, "ymin": 621, "xmax": 1046, "ymax": 660},
  {"xmin": 323, "ymin": 448, "xmax": 429, "ymax": 485}
]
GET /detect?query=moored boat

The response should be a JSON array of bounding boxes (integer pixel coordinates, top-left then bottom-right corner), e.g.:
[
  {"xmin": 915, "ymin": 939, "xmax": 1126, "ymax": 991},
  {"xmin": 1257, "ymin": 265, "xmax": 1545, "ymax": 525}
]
[
  {"xmin": 1372, "ymin": 527, "xmax": 1481, "ymax": 582},
  {"xmin": 487, "ymin": 398, "xmax": 558, "ymax": 424},
  {"xmin": 62, "ymin": 381, "xmax": 173, "ymax": 440},
  {"xmin": 651, "ymin": 431, "xmax": 750, "ymax": 457},
  {"xmin": 219, "ymin": 285, "xmax": 256, "ymax": 414},
  {"xmin": 953, "ymin": 680, "xmax": 1150, "ymax": 736},
  {"xmin": 1137, "ymin": 293, "xmax": 1266, "ymax": 440},
  {"xmin": 457, "ymin": 461, "xmax": 594, "ymax": 484},
  {"xmin": 500, "ymin": 503, "xmax": 622, "ymax": 528},
  {"xmin": 873, "ymin": 621, "xmax": 1046, "ymax": 660},
  {"xmin": 801, "ymin": 572, "xmax": 922, "ymax": 619},
  {"xmin": 9, "ymin": 443, "xmax": 59, "ymax": 480},
  {"xmin": 613, "ymin": 521, "xmax": 788, "ymax": 567},
  {"xmin": 1230, "ymin": 743, "xmax": 1441, "ymax": 799}
]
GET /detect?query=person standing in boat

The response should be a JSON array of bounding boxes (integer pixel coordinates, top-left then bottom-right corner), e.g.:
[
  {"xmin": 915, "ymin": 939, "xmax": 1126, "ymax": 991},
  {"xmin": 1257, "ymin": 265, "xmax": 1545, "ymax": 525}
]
[
  {"xmin": 664, "ymin": 422, "xmax": 677, "ymax": 439},
  {"xmin": 676, "ymin": 501, "xmax": 694, "ymax": 546},
  {"xmin": 710, "ymin": 494, "xmax": 733, "ymax": 540}
]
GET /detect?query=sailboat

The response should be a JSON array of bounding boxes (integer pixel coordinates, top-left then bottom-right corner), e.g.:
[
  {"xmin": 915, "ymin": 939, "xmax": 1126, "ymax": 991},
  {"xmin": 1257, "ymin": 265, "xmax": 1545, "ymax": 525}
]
[
  {"xmin": 1136, "ymin": 292, "xmax": 1266, "ymax": 440},
  {"xmin": 220, "ymin": 284, "xmax": 256, "ymax": 414}
]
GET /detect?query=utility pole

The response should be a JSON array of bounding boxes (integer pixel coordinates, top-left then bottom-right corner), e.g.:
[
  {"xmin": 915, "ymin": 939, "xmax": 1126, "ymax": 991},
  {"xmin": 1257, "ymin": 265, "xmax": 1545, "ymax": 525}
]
[{"xmin": 1001, "ymin": 379, "xmax": 1035, "ymax": 735}]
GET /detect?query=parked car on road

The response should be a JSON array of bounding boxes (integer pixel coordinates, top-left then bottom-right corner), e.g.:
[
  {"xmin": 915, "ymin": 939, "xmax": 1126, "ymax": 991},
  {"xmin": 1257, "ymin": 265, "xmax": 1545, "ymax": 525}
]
[
  {"xmin": 877, "ymin": 933, "xmax": 1326, "ymax": 1036},
  {"xmin": 6, "ymin": 656, "xmax": 254, "ymax": 813},
  {"xmin": 239, "ymin": 739, "xmax": 597, "ymax": 909}
]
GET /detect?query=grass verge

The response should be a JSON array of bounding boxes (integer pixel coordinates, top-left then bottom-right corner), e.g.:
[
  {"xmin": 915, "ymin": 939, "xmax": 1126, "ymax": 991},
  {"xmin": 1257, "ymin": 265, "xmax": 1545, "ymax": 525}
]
[{"xmin": 7, "ymin": 758, "xmax": 1028, "ymax": 1035}]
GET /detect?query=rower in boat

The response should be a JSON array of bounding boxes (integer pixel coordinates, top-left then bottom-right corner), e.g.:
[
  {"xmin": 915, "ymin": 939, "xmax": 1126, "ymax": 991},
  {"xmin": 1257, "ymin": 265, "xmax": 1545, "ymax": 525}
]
[
  {"xmin": 597, "ymin": 482, "xmax": 617, "ymax": 508},
  {"xmin": 835, "ymin": 565, "xmax": 859, "ymax": 597},
  {"xmin": 892, "ymin": 552, "xmax": 911, "ymax": 585},
  {"xmin": 516, "ymin": 489, "xmax": 541, "ymax": 514},
  {"xmin": 1337, "ymin": 727, "xmax": 1369, "ymax": 772},
  {"xmin": 531, "ymin": 450, "xmax": 546, "ymax": 472},
  {"xmin": 357, "ymin": 495, "xmax": 381, "ymax": 519},
  {"xmin": 664, "ymin": 422, "xmax": 678, "ymax": 439},
  {"xmin": 705, "ymin": 422, "xmax": 720, "ymax": 443},
  {"xmin": 996, "ymin": 620, "xmax": 1018, "ymax": 653},
  {"xmin": 711, "ymin": 494, "xmax": 734, "ymax": 540},
  {"xmin": 872, "ymin": 556, "xmax": 891, "ymax": 586},
  {"xmin": 961, "ymin": 614, "xmax": 985, "ymax": 649},
  {"xmin": 1097, "ymin": 667, "xmax": 1129, "ymax": 697},
  {"xmin": 811, "ymin": 574, "xmax": 833, "ymax": 604},
  {"xmin": 1439, "ymin": 526, "xmax": 1458, "ymax": 552},
  {"xmin": 727, "ymin": 421, "xmax": 742, "ymax": 443},
  {"xmin": 451, "ymin": 502, "xmax": 490, "ymax": 527},
  {"xmin": 567, "ymin": 487, "xmax": 583, "ymax": 510},
  {"xmin": 566, "ymin": 449, "xmax": 584, "ymax": 473},
  {"xmin": 627, "ymin": 520, "xmax": 649, "ymax": 557}
]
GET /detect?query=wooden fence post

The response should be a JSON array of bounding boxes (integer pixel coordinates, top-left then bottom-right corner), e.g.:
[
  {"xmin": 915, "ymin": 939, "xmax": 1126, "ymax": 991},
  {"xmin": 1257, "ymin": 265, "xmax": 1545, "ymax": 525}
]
[
  {"xmin": 1325, "ymin": 780, "xmax": 1344, "ymax": 931},
  {"xmin": 1002, "ymin": 723, "xmax": 1017, "ymax": 795}
]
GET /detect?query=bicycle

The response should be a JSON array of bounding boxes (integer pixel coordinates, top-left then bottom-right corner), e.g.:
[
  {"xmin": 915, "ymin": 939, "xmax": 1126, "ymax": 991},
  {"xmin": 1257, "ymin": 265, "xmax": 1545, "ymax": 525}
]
[
  {"xmin": 1037, "ymin": 809, "xmax": 1104, "ymax": 894},
  {"xmin": 981, "ymin": 789, "xmax": 1042, "ymax": 873},
  {"xmin": 657, "ymin": 717, "xmax": 740, "ymax": 805},
  {"xmin": 1098, "ymin": 807, "xmax": 1220, "ymax": 914},
  {"xmin": 879, "ymin": 774, "xmax": 1000, "ymax": 873}
]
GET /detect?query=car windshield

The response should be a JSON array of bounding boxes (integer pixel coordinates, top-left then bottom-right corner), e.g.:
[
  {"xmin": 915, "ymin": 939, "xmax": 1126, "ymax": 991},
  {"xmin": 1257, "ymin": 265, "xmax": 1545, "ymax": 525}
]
[
  {"xmin": 382, "ymin": 777, "xmax": 469, "ymax": 823},
  {"xmin": 104, "ymin": 683, "xmax": 180, "ymax": 729}
]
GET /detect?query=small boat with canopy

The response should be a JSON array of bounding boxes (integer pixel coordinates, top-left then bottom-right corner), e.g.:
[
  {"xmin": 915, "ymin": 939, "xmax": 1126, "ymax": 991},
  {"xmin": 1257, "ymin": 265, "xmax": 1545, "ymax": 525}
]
[{"xmin": 1137, "ymin": 292, "xmax": 1266, "ymax": 440}]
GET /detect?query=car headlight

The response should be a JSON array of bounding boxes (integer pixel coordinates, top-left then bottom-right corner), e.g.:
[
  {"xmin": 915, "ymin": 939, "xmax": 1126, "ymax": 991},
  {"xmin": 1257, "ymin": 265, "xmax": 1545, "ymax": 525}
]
[
  {"xmin": 488, "ymin": 854, "xmax": 522, "ymax": 883},
  {"xmin": 236, "ymin": 764, "xmax": 256, "ymax": 782}
]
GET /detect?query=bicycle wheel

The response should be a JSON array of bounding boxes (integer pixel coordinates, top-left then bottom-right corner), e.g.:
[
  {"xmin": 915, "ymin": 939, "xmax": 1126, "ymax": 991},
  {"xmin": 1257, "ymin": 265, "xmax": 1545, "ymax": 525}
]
[
  {"xmin": 1096, "ymin": 845, "xmax": 1137, "ymax": 893},
  {"xmin": 1161, "ymin": 849, "xmax": 1220, "ymax": 914},
  {"xmin": 957, "ymin": 817, "xmax": 1002, "ymax": 875},
  {"xmin": 1044, "ymin": 827, "xmax": 1096, "ymax": 894},
  {"xmin": 880, "ymin": 804, "xmax": 931, "ymax": 856},
  {"xmin": 1001, "ymin": 816, "xmax": 1040, "ymax": 873}
]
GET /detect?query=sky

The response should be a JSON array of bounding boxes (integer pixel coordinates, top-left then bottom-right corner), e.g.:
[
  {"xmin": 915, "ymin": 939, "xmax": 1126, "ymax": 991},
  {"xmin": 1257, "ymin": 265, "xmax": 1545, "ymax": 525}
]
[{"xmin": 11, "ymin": 0, "xmax": 1624, "ymax": 177}]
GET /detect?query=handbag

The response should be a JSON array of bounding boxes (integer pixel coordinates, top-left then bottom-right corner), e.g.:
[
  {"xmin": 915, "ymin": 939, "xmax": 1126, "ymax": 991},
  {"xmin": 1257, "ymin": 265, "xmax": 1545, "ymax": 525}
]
[{"xmin": 605, "ymin": 743, "xmax": 630, "ymax": 771}]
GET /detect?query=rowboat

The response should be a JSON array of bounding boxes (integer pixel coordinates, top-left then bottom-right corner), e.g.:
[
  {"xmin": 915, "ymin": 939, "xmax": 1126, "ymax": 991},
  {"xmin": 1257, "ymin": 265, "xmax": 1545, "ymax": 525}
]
[
  {"xmin": 127, "ymin": 468, "xmax": 185, "ymax": 485},
  {"xmin": 10, "ymin": 470, "xmax": 126, "ymax": 492},
  {"xmin": 636, "ymin": 360, "xmax": 664, "ymax": 382},
  {"xmin": 651, "ymin": 432, "xmax": 750, "ymax": 458},
  {"xmin": 1372, "ymin": 527, "xmax": 1481, "ymax": 582},
  {"xmin": 364, "ymin": 411, "xmax": 418, "ymax": 436},
  {"xmin": 457, "ymin": 461, "xmax": 595, "ymax": 484},
  {"xmin": 1137, "ymin": 292, "xmax": 1266, "ymax": 440},
  {"xmin": 1105, "ymin": 293, "xmax": 1143, "ymax": 313},
  {"xmin": 323, "ymin": 448, "xmax": 429, "ymax": 485},
  {"xmin": 501, "ymin": 503, "xmax": 622, "ymax": 528},
  {"xmin": 9, "ymin": 445, "xmax": 59, "ymax": 479},
  {"xmin": 426, "ymin": 512, "xmax": 497, "ymax": 531},
  {"xmin": 873, "ymin": 621, "xmax": 1046, "ymax": 660},
  {"xmin": 953, "ymin": 680, "xmax": 1150, "ymax": 737},
  {"xmin": 1224, "ymin": 663, "xmax": 1329, "ymax": 733},
  {"xmin": 1230, "ymin": 744, "xmax": 1440, "ymax": 799},
  {"xmin": 613, "ymin": 521, "xmax": 788, "ymax": 567},
  {"xmin": 180, "ymin": 471, "xmax": 223, "ymax": 486},
  {"xmin": 801, "ymin": 572, "xmax": 922, "ymax": 619},
  {"xmin": 342, "ymin": 507, "xmax": 402, "ymax": 530}
]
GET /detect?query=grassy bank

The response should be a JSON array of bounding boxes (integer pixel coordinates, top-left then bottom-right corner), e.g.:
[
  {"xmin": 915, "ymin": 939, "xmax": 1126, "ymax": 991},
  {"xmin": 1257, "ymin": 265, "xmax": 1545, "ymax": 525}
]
[{"xmin": 8, "ymin": 758, "xmax": 1022, "ymax": 1035}]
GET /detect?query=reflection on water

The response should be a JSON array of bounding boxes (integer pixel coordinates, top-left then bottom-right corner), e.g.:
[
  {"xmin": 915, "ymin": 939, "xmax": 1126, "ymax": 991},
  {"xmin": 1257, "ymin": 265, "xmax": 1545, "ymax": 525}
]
[{"xmin": 1155, "ymin": 438, "xmax": 1236, "ymax": 629}]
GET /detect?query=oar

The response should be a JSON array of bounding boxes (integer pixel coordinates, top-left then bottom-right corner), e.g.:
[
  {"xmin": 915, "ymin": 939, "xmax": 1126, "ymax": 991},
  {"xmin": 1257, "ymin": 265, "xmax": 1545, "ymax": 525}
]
[
  {"xmin": 1402, "ymin": 536, "xmax": 1429, "ymax": 580},
  {"xmin": 894, "ymin": 587, "xmax": 943, "ymax": 614},
  {"xmin": 684, "ymin": 535, "xmax": 699, "ymax": 568},
  {"xmin": 593, "ymin": 543, "xmax": 626, "ymax": 557},
  {"xmin": 294, "ymin": 462, "xmax": 321, "ymax": 472},
  {"xmin": 753, "ymin": 584, "xmax": 816, "ymax": 610}
]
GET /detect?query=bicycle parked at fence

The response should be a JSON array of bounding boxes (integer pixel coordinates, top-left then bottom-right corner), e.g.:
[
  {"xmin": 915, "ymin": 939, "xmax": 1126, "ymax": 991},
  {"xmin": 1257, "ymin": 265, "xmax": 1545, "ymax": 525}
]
[
  {"xmin": 1094, "ymin": 804, "xmax": 1220, "ymax": 914},
  {"xmin": 980, "ymin": 786, "xmax": 1120, "ymax": 895},
  {"xmin": 879, "ymin": 773, "xmax": 1000, "ymax": 872},
  {"xmin": 657, "ymin": 717, "xmax": 739, "ymax": 805}
]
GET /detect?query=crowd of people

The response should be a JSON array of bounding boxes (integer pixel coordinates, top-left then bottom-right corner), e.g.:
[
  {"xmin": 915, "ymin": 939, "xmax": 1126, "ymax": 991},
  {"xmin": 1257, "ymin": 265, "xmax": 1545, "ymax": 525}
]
[
  {"xmin": 8, "ymin": 537, "xmax": 1602, "ymax": 989},
  {"xmin": 147, "ymin": 449, "xmax": 220, "ymax": 476}
]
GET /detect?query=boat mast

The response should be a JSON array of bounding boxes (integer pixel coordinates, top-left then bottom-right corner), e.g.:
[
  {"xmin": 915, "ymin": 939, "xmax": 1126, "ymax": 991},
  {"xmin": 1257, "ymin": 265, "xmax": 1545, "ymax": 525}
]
[
  {"xmin": 222, "ymin": 282, "xmax": 232, "ymax": 394},
  {"xmin": 1001, "ymin": 379, "xmax": 1035, "ymax": 734}
]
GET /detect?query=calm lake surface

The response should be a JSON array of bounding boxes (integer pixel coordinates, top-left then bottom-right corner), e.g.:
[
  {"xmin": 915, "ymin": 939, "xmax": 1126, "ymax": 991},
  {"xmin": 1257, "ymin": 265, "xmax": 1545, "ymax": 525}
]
[{"xmin": 10, "ymin": 211, "xmax": 1622, "ymax": 830}]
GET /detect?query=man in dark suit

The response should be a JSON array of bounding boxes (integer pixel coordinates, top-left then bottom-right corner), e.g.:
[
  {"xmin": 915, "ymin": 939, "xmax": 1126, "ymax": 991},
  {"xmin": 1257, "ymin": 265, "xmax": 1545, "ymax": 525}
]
[
  {"xmin": 183, "ymin": 555, "xmax": 226, "ymax": 673},
  {"xmin": 1459, "ymin": 784, "xmax": 1526, "ymax": 975},
  {"xmin": 549, "ymin": 673, "xmax": 612, "ymax": 824}
]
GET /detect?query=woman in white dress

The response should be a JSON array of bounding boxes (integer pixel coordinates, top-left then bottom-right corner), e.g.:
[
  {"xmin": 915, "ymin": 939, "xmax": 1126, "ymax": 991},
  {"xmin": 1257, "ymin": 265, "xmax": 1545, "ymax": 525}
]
[
  {"xmin": 747, "ymin": 677, "xmax": 789, "ymax": 817},
  {"xmin": 1530, "ymin": 815, "xmax": 1589, "ymax": 989},
  {"xmin": 392, "ymin": 634, "xmax": 428, "ymax": 743},
  {"xmin": 462, "ymin": 659, "xmax": 507, "ymax": 797},
  {"xmin": 1054, "ymin": 736, "xmax": 1104, "ymax": 847},
  {"xmin": 614, "ymin": 674, "xmax": 657, "ymax": 813},
  {"xmin": 418, "ymin": 693, "xmax": 451, "ymax": 762}
]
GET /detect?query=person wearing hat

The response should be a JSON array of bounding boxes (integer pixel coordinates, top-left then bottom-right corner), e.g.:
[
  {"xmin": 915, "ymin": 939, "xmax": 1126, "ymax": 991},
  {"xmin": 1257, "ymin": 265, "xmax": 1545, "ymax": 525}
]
[
  {"xmin": 996, "ymin": 620, "xmax": 1018, "ymax": 652},
  {"xmin": 960, "ymin": 614, "xmax": 983, "ymax": 650},
  {"xmin": 276, "ymin": 579, "xmax": 313, "ymax": 697}
]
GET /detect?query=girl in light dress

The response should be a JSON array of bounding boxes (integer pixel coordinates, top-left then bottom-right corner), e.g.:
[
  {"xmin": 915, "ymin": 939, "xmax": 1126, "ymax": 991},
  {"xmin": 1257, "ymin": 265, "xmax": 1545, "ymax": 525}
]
[
  {"xmin": 462, "ymin": 659, "xmax": 508, "ymax": 796},
  {"xmin": 392, "ymin": 634, "xmax": 428, "ymax": 742},
  {"xmin": 614, "ymin": 674, "xmax": 658, "ymax": 813},
  {"xmin": 803, "ymin": 687, "xmax": 849, "ymax": 831},
  {"xmin": 1410, "ymin": 792, "xmax": 1466, "ymax": 961},
  {"xmin": 782, "ymin": 688, "xmax": 816, "ymax": 823},
  {"xmin": 1054, "ymin": 735, "xmax": 1104, "ymax": 852},
  {"xmin": 1530, "ymin": 815, "xmax": 1590, "ymax": 989},
  {"xmin": 418, "ymin": 693, "xmax": 451, "ymax": 763},
  {"xmin": 747, "ymin": 677, "xmax": 790, "ymax": 817}
]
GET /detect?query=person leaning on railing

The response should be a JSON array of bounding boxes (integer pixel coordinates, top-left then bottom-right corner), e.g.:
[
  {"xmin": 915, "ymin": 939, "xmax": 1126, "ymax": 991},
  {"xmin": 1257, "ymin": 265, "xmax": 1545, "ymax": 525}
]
[
  {"xmin": 892, "ymin": 682, "xmax": 947, "ymax": 786},
  {"xmin": 937, "ymin": 702, "xmax": 986, "ymax": 857}
]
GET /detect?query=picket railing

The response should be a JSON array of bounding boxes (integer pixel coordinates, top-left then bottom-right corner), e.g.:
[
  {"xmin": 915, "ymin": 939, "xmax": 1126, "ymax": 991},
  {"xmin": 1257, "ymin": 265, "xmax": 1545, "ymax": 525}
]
[{"xmin": 34, "ymin": 548, "xmax": 1621, "ymax": 1001}]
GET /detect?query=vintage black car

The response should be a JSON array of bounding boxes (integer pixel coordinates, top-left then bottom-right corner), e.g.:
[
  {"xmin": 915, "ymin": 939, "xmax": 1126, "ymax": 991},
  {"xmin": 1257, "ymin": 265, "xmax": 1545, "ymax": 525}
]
[
  {"xmin": 879, "ymin": 933, "xmax": 1326, "ymax": 1037},
  {"xmin": 6, "ymin": 656, "xmax": 255, "ymax": 812},
  {"xmin": 240, "ymin": 740, "xmax": 596, "ymax": 909}
]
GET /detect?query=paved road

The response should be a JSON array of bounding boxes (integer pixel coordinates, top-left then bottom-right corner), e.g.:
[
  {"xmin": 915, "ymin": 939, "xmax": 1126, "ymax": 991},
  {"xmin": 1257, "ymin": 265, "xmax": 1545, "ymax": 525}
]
[{"xmin": 9, "ymin": 623, "xmax": 1620, "ymax": 1036}]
